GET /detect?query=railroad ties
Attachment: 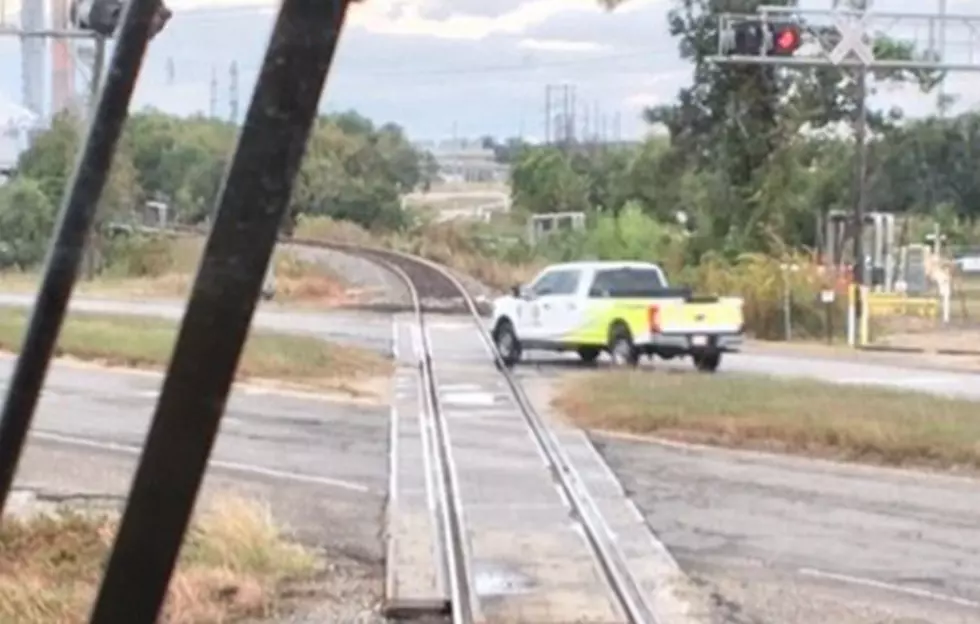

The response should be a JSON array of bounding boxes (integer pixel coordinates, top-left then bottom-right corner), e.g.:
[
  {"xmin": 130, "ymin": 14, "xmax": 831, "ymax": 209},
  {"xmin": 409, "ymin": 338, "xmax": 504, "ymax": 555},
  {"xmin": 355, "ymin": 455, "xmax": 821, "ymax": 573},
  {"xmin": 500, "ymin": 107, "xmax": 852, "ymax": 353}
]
[{"xmin": 372, "ymin": 248, "xmax": 698, "ymax": 624}]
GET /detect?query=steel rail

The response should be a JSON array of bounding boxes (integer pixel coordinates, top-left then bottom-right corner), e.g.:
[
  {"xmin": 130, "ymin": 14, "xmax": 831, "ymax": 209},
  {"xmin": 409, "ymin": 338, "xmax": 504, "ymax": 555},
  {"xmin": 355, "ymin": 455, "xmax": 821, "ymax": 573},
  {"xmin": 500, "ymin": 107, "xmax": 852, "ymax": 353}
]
[
  {"xmin": 364, "ymin": 250, "xmax": 475, "ymax": 624},
  {"xmin": 309, "ymin": 240, "xmax": 659, "ymax": 623},
  {"xmin": 120, "ymin": 227, "xmax": 659, "ymax": 620}
]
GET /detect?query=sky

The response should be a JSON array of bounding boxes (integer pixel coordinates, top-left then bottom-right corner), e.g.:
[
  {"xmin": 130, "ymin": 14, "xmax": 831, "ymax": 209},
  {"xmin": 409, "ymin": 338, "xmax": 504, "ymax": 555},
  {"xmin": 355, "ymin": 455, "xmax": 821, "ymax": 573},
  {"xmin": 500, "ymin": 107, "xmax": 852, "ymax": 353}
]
[{"xmin": 1, "ymin": 0, "xmax": 980, "ymax": 142}]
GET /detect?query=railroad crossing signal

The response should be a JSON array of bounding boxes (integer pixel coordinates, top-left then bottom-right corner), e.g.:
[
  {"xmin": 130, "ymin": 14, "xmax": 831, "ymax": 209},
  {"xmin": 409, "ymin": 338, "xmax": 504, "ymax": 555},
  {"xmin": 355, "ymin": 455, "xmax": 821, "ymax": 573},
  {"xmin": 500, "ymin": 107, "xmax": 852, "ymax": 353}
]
[
  {"xmin": 722, "ymin": 21, "xmax": 803, "ymax": 57},
  {"xmin": 71, "ymin": 0, "xmax": 172, "ymax": 38},
  {"xmin": 772, "ymin": 25, "xmax": 802, "ymax": 55},
  {"xmin": 827, "ymin": 12, "xmax": 874, "ymax": 65},
  {"xmin": 711, "ymin": 6, "xmax": 980, "ymax": 69}
]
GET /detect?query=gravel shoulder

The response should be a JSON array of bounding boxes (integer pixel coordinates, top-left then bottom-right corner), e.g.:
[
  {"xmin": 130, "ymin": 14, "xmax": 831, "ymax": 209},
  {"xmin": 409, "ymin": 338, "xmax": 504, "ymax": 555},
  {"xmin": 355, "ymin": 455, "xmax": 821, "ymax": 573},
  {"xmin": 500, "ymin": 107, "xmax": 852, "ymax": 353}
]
[
  {"xmin": 526, "ymin": 376, "xmax": 980, "ymax": 624},
  {"xmin": 282, "ymin": 243, "xmax": 411, "ymax": 308}
]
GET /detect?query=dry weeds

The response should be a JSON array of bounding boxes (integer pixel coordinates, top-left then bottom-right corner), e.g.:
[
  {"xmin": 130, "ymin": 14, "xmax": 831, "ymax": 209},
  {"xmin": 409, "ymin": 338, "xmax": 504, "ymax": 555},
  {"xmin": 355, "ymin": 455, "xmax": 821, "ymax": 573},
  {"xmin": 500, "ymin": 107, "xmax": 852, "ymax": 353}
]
[
  {"xmin": 0, "ymin": 308, "xmax": 391, "ymax": 393},
  {"xmin": 553, "ymin": 370, "xmax": 980, "ymax": 471},
  {"xmin": 0, "ymin": 495, "xmax": 318, "ymax": 623},
  {"xmin": 0, "ymin": 237, "xmax": 351, "ymax": 306}
]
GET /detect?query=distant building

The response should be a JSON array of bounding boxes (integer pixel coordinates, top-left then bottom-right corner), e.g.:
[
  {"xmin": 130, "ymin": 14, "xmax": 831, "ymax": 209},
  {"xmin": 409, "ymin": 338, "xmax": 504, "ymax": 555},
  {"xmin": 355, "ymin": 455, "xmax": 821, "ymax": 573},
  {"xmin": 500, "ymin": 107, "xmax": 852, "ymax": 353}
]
[{"xmin": 414, "ymin": 138, "xmax": 509, "ymax": 183}]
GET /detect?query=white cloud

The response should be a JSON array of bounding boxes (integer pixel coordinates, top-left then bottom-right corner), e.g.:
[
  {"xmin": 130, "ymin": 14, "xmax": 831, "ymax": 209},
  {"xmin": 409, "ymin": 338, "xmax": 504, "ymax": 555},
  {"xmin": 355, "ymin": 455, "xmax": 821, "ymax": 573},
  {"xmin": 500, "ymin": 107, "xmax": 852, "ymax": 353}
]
[
  {"xmin": 348, "ymin": 0, "xmax": 622, "ymax": 39},
  {"xmin": 517, "ymin": 37, "xmax": 609, "ymax": 52},
  {"xmin": 623, "ymin": 91, "xmax": 663, "ymax": 108}
]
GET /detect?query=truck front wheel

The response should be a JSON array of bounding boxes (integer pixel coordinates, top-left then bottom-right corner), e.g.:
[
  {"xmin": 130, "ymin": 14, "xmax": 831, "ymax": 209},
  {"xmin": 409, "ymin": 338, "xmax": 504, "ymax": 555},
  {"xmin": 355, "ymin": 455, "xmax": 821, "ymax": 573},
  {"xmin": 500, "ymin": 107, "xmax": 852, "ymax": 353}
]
[
  {"xmin": 493, "ymin": 320, "xmax": 521, "ymax": 368},
  {"xmin": 693, "ymin": 351, "xmax": 721, "ymax": 373}
]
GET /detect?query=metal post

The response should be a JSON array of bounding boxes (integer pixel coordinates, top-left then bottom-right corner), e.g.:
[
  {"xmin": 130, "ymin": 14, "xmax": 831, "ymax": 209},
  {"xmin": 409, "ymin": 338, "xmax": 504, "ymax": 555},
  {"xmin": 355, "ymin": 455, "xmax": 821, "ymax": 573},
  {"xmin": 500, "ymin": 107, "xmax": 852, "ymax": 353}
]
[
  {"xmin": 852, "ymin": 65, "xmax": 868, "ymax": 321},
  {"xmin": 88, "ymin": 0, "xmax": 351, "ymax": 621},
  {"xmin": 783, "ymin": 270, "xmax": 792, "ymax": 341},
  {"xmin": 938, "ymin": 0, "xmax": 947, "ymax": 112},
  {"xmin": 83, "ymin": 36, "xmax": 107, "ymax": 280},
  {"xmin": 0, "ymin": 0, "xmax": 160, "ymax": 516},
  {"xmin": 90, "ymin": 37, "xmax": 106, "ymax": 116}
]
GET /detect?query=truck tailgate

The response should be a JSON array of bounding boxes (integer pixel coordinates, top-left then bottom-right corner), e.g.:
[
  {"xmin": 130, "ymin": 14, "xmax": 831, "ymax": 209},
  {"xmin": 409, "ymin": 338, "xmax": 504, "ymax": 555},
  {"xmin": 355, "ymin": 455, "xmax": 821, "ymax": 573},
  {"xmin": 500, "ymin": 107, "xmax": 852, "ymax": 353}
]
[{"xmin": 655, "ymin": 299, "xmax": 743, "ymax": 333}]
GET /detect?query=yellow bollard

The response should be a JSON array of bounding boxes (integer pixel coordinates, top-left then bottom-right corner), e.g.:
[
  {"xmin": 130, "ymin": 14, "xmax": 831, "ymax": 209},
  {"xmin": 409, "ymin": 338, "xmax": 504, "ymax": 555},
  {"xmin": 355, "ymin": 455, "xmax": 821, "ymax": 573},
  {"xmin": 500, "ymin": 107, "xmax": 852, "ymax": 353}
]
[{"xmin": 858, "ymin": 285, "xmax": 870, "ymax": 346}]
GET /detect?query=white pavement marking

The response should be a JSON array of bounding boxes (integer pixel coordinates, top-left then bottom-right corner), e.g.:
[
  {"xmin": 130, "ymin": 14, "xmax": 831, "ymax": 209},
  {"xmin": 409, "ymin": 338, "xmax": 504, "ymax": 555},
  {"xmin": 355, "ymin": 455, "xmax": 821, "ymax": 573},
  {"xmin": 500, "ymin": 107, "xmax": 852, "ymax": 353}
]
[
  {"xmin": 30, "ymin": 431, "xmax": 373, "ymax": 494},
  {"xmin": 798, "ymin": 568, "xmax": 980, "ymax": 609},
  {"xmin": 440, "ymin": 391, "xmax": 496, "ymax": 407},
  {"xmin": 425, "ymin": 321, "xmax": 474, "ymax": 330}
]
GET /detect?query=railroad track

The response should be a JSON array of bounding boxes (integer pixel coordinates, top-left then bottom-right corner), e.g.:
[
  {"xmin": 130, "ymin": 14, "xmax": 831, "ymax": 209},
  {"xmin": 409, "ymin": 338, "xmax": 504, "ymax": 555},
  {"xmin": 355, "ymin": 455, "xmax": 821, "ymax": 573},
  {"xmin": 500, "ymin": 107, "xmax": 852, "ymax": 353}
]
[
  {"xmin": 158, "ymin": 226, "xmax": 681, "ymax": 621},
  {"xmin": 165, "ymin": 224, "xmax": 488, "ymax": 314},
  {"xmin": 318, "ymin": 243, "xmax": 662, "ymax": 623}
]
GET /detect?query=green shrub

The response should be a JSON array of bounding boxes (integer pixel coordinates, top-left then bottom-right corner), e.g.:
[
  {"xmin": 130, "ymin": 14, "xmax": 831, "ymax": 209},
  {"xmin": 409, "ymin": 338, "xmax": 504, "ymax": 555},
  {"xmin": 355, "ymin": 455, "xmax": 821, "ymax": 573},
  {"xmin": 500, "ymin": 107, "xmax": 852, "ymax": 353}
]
[
  {"xmin": 684, "ymin": 251, "xmax": 847, "ymax": 340},
  {"xmin": 103, "ymin": 235, "xmax": 176, "ymax": 277}
]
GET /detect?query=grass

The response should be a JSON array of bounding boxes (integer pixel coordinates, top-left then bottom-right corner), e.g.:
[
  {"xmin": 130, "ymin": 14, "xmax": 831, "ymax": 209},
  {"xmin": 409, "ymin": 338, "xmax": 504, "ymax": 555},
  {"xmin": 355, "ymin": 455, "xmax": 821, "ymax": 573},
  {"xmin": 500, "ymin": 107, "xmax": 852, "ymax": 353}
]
[
  {"xmin": 0, "ymin": 237, "xmax": 352, "ymax": 306},
  {"xmin": 0, "ymin": 495, "xmax": 318, "ymax": 623},
  {"xmin": 553, "ymin": 370, "xmax": 980, "ymax": 472},
  {"xmin": 0, "ymin": 308, "xmax": 391, "ymax": 393}
]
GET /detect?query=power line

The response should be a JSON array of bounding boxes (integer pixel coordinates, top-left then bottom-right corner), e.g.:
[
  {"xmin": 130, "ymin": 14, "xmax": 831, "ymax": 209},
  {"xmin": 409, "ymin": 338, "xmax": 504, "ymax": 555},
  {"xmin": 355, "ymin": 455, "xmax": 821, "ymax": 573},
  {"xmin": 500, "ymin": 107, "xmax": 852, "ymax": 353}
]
[{"xmin": 157, "ymin": 48, "xmax": 672, "ymax": 89}]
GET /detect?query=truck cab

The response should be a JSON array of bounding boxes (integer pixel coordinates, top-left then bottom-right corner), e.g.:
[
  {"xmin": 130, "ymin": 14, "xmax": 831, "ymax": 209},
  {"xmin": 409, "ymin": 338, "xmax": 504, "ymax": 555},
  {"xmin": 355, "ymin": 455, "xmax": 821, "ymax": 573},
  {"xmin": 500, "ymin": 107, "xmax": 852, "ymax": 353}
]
[{"xmin": 491, "ymin": 260, "xmax": 743, "ymax": 371}]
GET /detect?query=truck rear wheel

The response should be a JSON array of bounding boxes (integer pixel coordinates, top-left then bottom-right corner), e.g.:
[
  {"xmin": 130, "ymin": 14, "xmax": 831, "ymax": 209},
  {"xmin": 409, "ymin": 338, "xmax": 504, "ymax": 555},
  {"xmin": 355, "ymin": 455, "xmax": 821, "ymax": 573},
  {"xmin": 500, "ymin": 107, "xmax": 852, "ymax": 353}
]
[
  {"xmin": 577, "ymin": 347, "xmax": 601, "ymax": 364},
  {"xmin": 608, "ymin": 325, "xmax": 639, "ymax": 368},
  {"xmin": 693, "ymin": 352, "xmax": 721, "ymax": 373}
]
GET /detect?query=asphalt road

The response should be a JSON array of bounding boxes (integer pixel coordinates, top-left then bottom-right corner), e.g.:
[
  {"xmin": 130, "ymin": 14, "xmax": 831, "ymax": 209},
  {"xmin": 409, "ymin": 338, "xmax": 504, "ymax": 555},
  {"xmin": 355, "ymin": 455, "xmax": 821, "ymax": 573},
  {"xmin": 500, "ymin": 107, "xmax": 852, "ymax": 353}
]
[
  {"xmin": 9, "ymin": 356, "xmax": 389, "ymax": 546},
  {"xmin": 0, "ymin": 292, "xmax": 395, "ymax": 354},
  {"xmin": 5, "ymin": 297, "xmax": 980, "ymax": 622},
  {"xmin": 10, "ymin": 355, "xmax": 391, "ymax": 622},
  {"xmin": 593, "ymin": 434, "xmax": 980, "ymax": 624},
  {"xmin": 520, "ymin": 374, "xmax": 980, "ymax": 624}
]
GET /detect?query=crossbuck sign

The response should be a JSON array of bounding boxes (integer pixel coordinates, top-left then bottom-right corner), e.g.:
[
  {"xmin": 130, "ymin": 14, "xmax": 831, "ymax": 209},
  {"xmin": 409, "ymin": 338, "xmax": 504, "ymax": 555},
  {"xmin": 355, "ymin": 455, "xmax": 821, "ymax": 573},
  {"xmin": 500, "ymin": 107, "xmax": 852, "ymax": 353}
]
[{"xmin": 827, "ymin": 10, "xmax": 875, "ymax": 65}]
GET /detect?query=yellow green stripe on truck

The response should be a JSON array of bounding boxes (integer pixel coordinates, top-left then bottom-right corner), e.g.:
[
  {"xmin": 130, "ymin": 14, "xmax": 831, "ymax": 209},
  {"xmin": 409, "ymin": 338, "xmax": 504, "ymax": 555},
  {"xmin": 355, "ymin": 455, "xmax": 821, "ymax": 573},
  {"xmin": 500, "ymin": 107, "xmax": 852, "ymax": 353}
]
[
  {"xmin": 561, "ymin": 299, "xmax": 652, "ymax": 344},
  {"xmin": 561, "ymin": 298, "xmax": 743, "ymax": 345}
]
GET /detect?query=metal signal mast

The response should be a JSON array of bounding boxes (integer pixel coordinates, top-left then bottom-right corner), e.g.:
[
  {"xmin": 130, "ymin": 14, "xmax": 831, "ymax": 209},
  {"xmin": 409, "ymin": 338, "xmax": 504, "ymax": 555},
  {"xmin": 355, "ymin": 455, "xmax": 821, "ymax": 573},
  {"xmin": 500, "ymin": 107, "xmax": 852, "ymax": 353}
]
[
  {"xmin": 707, "ymin": 1, "xmax": 980, "ymax": 332},
  {"xmin": 4, "ymin": 0, "xmax": 171, "ymax": 119}
]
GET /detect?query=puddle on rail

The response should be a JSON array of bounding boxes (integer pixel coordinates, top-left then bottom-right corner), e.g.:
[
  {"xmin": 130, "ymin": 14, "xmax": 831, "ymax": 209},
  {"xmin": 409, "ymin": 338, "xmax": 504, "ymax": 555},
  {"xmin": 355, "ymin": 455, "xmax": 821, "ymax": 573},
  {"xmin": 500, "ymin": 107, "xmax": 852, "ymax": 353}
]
[{"xmin": 472, "ymin": 562, "xmax": 534, "ymax": 596}]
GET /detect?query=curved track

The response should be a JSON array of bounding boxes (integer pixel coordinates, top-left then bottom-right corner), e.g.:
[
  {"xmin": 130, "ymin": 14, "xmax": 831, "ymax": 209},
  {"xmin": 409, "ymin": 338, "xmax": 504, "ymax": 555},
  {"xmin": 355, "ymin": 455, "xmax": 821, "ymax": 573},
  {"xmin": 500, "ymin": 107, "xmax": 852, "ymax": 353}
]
[
  {"xmin": 290, "ymin": 237, "xmax": 488, "ymax": 315},
  {"xmin": 318, "ymin": 241, "xmax": 661, "ymax": 622}
]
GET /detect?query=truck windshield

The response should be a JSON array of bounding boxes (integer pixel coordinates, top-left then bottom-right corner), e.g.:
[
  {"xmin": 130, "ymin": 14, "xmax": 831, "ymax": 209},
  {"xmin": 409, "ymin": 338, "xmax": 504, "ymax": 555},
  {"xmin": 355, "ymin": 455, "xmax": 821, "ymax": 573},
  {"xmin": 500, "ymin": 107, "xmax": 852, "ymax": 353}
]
[{"xmin": 588, "ymin": 268, "xmax": 665, "ymax": 297}]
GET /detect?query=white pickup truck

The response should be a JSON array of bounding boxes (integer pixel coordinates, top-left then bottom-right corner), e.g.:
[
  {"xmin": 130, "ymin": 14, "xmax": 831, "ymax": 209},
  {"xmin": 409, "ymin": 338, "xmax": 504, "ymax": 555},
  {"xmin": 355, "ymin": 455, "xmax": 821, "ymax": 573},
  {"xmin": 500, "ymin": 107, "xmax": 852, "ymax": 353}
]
[{"xmin": 490, "ymin": 260, "xmax": 744, "ymax": 370}]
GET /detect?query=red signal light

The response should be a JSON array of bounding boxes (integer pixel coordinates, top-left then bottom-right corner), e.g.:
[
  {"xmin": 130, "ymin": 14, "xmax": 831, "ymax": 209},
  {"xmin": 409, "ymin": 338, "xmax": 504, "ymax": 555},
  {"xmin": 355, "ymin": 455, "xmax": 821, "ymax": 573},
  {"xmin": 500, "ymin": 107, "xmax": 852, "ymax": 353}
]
[{"xmin": 771, "ymin": 25, "xmax": 801, "ymax": 54}]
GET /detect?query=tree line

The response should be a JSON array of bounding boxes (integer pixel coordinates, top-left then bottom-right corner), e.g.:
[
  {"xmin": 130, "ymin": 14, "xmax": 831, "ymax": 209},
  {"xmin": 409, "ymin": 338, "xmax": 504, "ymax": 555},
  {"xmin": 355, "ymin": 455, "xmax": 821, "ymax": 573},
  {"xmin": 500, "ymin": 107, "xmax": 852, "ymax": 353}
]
[
  {"xmin": 0, "ymin": 108, "xmax": 431, "ymax": 270},
  {"xmin": 505, "ymin": 0, "xmax": 978, "ymax": 261},
  {"xmin": 2, "ymin": 0, "xmax": 977, "ymax": 277},
  {"xmin": 508, "ymin": 110, "xmax": 980, "ymax": 256}
]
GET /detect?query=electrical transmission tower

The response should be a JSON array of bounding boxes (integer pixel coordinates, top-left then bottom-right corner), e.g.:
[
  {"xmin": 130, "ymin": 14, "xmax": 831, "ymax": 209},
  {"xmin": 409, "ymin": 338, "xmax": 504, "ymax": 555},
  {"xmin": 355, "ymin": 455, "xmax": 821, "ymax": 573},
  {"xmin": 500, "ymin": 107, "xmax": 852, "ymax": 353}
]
[
  {"xmin": 210, "ymin": 66, "xmax": 218, "ymax": 119},
  {"xmin": 544, "ymin": 83, "xmax": 576, "ymax": 145},
  {"xmin": 229, "ymin": 61, "xmax": 239, "ymax": 123}
]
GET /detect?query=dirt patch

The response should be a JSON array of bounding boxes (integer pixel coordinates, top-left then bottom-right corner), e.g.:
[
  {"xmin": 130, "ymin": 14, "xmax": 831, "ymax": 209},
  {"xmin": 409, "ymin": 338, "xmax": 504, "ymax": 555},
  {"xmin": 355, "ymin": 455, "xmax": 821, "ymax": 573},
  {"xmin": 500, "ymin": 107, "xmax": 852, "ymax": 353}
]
[
  {"xmin": 0, "ymin": 494, "xmax": 318, "ymax": 623},
  {"xmin": 552, "ymin": 370, "xmax": 980, "ymax": 473}
]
